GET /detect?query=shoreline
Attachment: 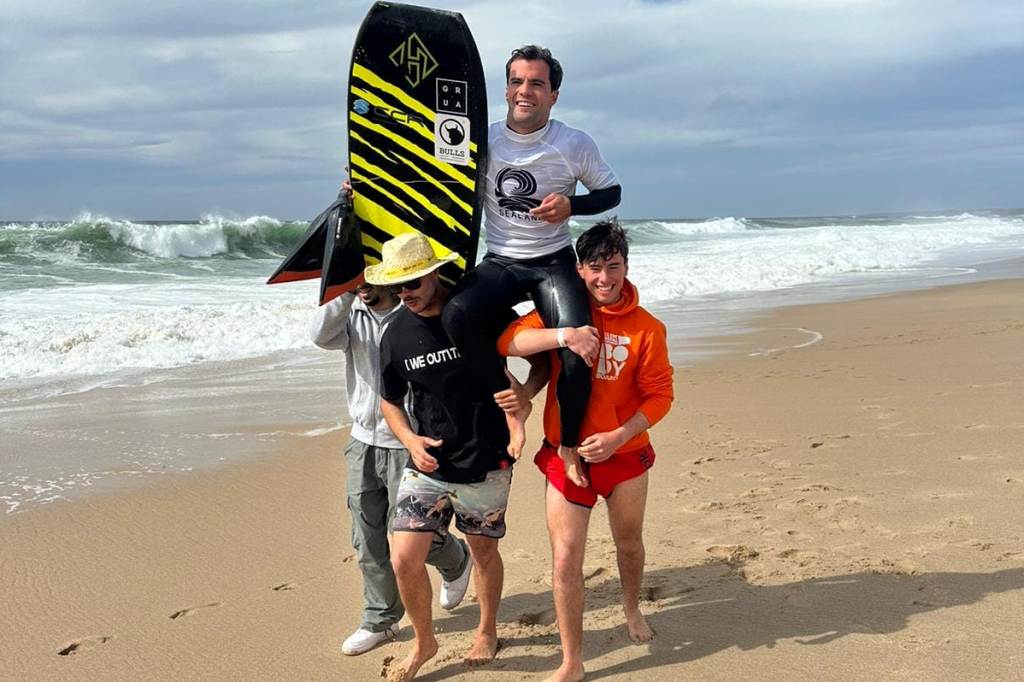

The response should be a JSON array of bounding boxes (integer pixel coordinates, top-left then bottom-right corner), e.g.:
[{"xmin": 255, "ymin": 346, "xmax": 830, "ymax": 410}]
[
  {"xmin": 3, "ymin": 277, "xmax": 1024, "ymax": 679},
  {"xmin": 6, "ymin": 254, "xmax": 1024, "ymax": 517}
]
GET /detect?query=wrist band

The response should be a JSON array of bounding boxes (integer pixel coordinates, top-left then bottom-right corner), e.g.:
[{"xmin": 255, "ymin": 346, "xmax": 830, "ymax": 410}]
[{"xmin": 557, "ymin": 327, "xmax": 568, "ymax": 348}]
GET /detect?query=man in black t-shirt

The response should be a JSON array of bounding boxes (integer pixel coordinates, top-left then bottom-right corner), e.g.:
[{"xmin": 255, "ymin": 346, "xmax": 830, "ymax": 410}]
[{"xmin": 371, "ymin": 232, "xmax": 545, "ymax": 679}]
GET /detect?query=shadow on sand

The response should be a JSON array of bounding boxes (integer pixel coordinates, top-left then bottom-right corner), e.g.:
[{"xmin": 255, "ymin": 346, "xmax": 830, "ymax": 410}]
[{"xmin": 417, "ymin": 562, "xmax": 1024, "ymax": 680}]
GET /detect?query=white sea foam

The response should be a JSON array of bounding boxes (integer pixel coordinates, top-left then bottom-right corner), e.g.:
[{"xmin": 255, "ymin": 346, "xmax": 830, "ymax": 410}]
[
  {"xmin": 629, "ymin": 215, "xmax": 1024, "ymax": 303},
  {"xmin": 0, "ymin": 278, "xmax": 319, "ymax": 381},
  {"xmin": 1, "ymin": 212, "xmax": 1022, "ymax": 385}
]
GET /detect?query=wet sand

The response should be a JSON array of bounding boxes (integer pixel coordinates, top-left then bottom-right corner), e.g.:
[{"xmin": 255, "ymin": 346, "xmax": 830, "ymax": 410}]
[{"xmin": 2, "ymin": 278, "xmax": 1023, "ymax": 680}]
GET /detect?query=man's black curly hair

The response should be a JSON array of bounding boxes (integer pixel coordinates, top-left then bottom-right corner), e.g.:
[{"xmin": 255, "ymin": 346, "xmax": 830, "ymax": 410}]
[{"xmin": 576, "ymin": 218, "xmax": 629, "ymax": 264}]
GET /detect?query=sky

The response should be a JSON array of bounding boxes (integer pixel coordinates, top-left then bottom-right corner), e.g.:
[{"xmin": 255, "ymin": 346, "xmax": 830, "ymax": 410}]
[{"xmin": 2, "ymin": 0, "xmax": 1023, "ymax": 220}]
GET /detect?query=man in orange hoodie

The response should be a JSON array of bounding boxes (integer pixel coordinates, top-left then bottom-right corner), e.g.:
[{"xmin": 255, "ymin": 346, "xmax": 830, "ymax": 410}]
[{"xmin": 498, "ymin": 219, "xmax": 674, "ymax": 682}]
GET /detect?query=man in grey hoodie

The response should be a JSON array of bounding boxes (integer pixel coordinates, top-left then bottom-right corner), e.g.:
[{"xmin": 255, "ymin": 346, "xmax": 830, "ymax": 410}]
[{"xmin": 311, "ymin": 282, "xmax": 472, "ymax": 656}]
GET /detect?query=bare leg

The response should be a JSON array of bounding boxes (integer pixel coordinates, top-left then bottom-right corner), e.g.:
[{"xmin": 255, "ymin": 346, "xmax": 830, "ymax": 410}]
[
  {"xmin": 558, "ymin": 445, "xmax": 589, "ymax": 488},
  {"xmin": 389, "ymin": 532, "xmax": 440, "ymax": 681},
  {"xmin": 606, "ymin": 472, "xmax": 654, "ymax": 643},
  {"xmin": 543, "ymin": 482, "xmax": 591, "ymax": 682},
  {"xmin": 463, "ymin": 534, "xmax": 504, "ymax": 665},
  {"xmin": 505, "ymin": 408, "xmax": 528, "ymax": 460}
]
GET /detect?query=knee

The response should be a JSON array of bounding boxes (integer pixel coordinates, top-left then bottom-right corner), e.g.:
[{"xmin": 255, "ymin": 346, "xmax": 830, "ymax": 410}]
[
  {"xmin": 467, "ymin": 538, "xmax": 500, "ymax": 569},
  {"xmin": 391, "ymin": 547, "xmax": 421, "ymax": 579},
  {"xmin": 615, "ymin": 536, "xmax": 645, "ymax": 561},
  {"xmin": 551, "ymin": 543, "xmax": 586, "ymax": 579}
]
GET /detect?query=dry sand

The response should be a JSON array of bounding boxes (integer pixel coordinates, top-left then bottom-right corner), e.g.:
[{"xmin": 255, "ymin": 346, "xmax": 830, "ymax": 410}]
[{"xmin": 2, "ymin": 279, "xmax": 1023, "ymax": 680}]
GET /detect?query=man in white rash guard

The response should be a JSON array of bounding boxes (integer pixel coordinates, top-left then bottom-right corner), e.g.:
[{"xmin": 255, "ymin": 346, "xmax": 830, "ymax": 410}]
[{"xmin": 440, "ymin": 44, "xmax": 622, "ymax": 482}]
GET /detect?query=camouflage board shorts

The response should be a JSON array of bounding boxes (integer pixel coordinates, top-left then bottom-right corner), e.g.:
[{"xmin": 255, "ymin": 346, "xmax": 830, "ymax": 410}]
[{"xmin": 391, "ymin": 467, "xmax": 512, "ymax": 539}]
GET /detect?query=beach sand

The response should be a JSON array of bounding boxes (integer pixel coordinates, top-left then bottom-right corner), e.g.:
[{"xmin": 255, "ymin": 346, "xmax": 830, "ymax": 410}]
[{"xmin": 3, "ymin": 279, "xmax": 1023, "ymax": 680}]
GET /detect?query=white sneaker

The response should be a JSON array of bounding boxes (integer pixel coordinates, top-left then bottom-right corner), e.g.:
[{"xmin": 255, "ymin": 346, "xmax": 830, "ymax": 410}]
[
  {"xmin": 439, "ymin": 554, "xmax": 473, "ymax": 610},
  {"xmin": 341, "ymin": 622, "xmax": 399, "ymax": 656}
]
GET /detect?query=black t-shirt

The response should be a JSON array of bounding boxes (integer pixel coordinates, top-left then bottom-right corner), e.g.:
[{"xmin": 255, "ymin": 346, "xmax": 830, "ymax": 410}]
[{"xmin": 380, "ymin": 307, "xmax": 514, "ymax": 483}]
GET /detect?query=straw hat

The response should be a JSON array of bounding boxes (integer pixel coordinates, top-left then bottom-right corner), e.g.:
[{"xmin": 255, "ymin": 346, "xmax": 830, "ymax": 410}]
[{"xmin": 364, "ymin": 232, "xmax": 459, "ymax": 285}]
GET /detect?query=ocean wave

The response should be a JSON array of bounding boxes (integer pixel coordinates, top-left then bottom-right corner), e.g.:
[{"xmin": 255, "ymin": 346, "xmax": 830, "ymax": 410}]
[
  {"xmin": 0, "ymin": 213, "xmax": 311, "ymax": 264},
  {"xmin": 629, "ymin": 217, "xmax": 754, "ymax": 241}
]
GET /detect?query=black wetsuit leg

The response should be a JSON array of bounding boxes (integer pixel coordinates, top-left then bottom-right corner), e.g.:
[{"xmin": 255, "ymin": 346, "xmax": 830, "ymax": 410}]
[
  {"xmin": 443, "ymin": 248, "xmax": 592, "ymax": 448},
  {"xmin": 442, "ymin": 255, "xmax": 529, "ymax": 395},
  {"xmin": 521, "ymin": 247, "xmax": 592, "ymax": 448}
]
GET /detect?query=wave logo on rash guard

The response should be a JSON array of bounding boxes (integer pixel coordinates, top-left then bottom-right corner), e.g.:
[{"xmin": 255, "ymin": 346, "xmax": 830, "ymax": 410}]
[{"xmin": 495, "ymin": 168, "xmax": 542, "ymax": 212}]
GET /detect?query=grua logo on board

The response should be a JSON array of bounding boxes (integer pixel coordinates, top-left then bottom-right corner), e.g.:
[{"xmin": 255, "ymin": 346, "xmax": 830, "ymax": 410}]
[
  {"xmin": 435, "ymin": 115, "xmax": 470, "ymax": 166},
  {"xmin": 495, "ymin": 168, "xmax": 542, "ymax": 215},
  {"xmin": 436, "ymin": 79, "xmax": 468, "ymax": 115},
  {"xmin": 390, "ymin": 33, "xmax": 438, "ymax": 88}
]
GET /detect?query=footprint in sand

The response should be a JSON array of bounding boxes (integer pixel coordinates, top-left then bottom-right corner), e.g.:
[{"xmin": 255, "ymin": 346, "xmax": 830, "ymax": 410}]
[
  {"xmin": 776, "ymin": 548, "xmax": 820, "ymax": 566},
  {"xmin": 169, "ymin": 603, "xmax": 222, "ymax": 620},
  {"xmin": 380, "ymin": 655, "xmax": 395, "ymax": 678},
  {"xmin": 810, "ymin": 434, "xmax": 855, "ymax": 447},
  {"xmin": 797, "ymin": 483, "xmax": 840, "ymax": 493},
  {"xmin": 641, "ymin": 584, "xmax": 694, "ymax": 602},
  {"xmin": 706, "ymin": 545, "xmax": 759, "ymax": 563},
  {"xmin": 272, "ymin": 582, "xmax": 298, "ymax": 592},
  {"xmin": 57, "ymin": 635, "xmax": 114, "ymax": 656},
  {"xmin": 740, "ymin": 487, "xmax": 776, "ymax": 498},
  {"xmin": 517, "ymin": 608, "xmax": 557, "ymax": 626}
]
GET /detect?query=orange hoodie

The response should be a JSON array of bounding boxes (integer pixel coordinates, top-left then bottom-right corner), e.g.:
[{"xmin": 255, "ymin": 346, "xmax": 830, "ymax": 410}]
[{"xmin": 497, "ymin": 279, "xmax": 674, "ymax": 452}]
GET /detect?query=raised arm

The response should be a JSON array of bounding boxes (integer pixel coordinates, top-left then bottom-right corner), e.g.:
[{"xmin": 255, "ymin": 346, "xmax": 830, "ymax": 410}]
[{"xmin": 309, "ymin": 292, "xmax": 355, "ymax": 350}]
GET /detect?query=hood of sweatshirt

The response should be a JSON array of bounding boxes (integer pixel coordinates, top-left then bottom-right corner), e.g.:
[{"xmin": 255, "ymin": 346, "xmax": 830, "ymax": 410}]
[{"xmin": 591, "ymin": 277, "xmax": 639, "ymax": 318}]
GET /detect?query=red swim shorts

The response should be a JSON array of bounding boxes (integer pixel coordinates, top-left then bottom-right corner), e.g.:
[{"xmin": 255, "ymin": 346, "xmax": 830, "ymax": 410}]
[{"xmin": 534, "ymin": 441, "xmax": 656, "ymax": 508}]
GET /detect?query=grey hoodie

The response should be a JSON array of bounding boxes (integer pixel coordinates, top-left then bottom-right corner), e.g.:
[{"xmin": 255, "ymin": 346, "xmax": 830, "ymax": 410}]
[{"xmin": 310, "ymin": 292, "xmax": 409, "ymax": 449}]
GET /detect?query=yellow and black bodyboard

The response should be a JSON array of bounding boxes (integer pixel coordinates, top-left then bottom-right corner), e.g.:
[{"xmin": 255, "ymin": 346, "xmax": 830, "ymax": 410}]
[
  {"xmin": 268, "ymin": 2, "xmax": 486, "ymax": 303},
  {"xmin": 348, "ymin": 1, "xmax": 487, "ymax": 290}
]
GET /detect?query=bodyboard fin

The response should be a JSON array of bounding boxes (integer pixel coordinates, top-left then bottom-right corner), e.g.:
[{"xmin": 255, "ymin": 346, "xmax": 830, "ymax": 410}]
[
  {"xmin": 319, "ymin": 202, "xmax": 366, "ymax": 304},
  {"xmin": 265, "ymin": 196, "xmax": 343, "ymax": 285}
]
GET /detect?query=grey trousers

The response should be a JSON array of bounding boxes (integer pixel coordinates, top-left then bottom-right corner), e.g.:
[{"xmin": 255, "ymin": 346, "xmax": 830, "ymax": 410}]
[{"xmin": 344, "ymin": 438, "xmax": 469, "ymax": 632}]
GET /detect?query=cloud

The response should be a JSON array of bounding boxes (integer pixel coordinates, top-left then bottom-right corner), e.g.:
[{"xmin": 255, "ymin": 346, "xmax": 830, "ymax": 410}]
[{"xmin": 1, "ymin": 0, "xmax": 1023, "ymax": 218}]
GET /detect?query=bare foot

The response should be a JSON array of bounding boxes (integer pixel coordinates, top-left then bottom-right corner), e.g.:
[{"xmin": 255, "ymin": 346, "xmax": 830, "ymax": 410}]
[
  {"xmin": 559, "ymin": 445, "xmax": 589, "ymax": 487},
  {"xmin": 625, "ymin": 609, "xmax": 655, "ymax": 643},
  {"xmin": 505, "ymin": 405, "xmax": 529, "ymax": 459},
  {"xmin": 388, "ymin": 638, "xmax": 439, "ymax": 682},
  {"xmin": 542, "ymin": 660, "xmax": 585, "ymax": 682},
  {"xmin": 464, "ymin": 631, "xmax": 500, "ymax": 666}
]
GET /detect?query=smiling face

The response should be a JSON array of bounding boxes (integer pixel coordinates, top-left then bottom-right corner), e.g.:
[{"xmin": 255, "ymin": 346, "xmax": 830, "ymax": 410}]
[
  {"xmin": 578, "ymin": 252, "xmax": 628, "ymax": 306},
  {"xmin": 505, "ymin": 58, "xmax": 559, "ymax": 134},
  {"xmin": 354, "ymin": 283, "xmax": 396, "ymax": 310}
]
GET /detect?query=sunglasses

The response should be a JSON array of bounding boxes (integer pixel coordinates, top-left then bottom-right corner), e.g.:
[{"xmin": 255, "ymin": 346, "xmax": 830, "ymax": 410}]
[{"xmin": 387, "ymin": 277, "xmax": 423, "ymax": 293}]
